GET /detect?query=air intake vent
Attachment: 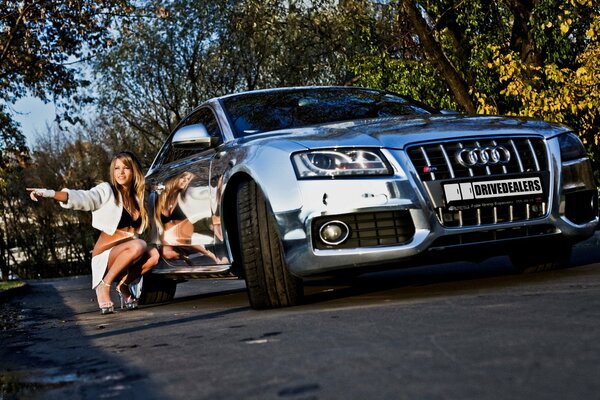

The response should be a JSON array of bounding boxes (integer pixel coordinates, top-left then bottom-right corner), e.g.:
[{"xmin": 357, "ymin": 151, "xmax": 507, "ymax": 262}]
[{"xmin": 312, "ymin": 211, "xmax": 415, "ymax": 250}]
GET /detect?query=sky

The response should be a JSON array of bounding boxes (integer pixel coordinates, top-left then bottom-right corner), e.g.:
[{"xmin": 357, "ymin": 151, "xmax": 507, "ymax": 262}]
[{"xmin": 12, "ymin": 96, "xmax": 57, "ymax": 147}]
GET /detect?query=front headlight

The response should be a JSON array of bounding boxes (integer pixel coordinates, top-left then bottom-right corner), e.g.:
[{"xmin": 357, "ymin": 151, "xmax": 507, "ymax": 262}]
[
  {"xmin": 292, "ymin": 148, "xmax": 392, "ymax": 179},
  {"xmin": 558, "ymin": 132, "xmax": 587, "ymax": 161}
]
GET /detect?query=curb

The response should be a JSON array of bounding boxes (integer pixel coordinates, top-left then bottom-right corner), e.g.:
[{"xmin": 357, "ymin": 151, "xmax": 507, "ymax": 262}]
[{"xmin": 0, "ymin": 283, "xmax": 31, "ymax": 303}]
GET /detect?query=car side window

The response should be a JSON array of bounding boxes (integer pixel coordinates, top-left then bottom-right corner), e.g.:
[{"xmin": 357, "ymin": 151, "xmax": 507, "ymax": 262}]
[{"xmin": 162, "ymin": 107, "xmax": 223, "ymax": 165}]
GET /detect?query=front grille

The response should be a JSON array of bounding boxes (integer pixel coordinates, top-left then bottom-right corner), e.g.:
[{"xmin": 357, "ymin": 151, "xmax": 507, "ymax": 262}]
[
  {"xmin": 407, "ymin": 137, "xmax": 550, "ymax": 227},
  {"xmin": 312, "ymin": 210, "xmax": 415, "ymax": 250},
  {"xmin": 407, "ymin": 137, "xmax": 547, "ymax": 181}
]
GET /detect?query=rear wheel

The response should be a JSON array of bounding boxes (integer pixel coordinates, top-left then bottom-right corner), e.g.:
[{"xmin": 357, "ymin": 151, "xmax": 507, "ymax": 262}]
[
  {"xmin": 509, "ymin": 240, "xmax": 573, "ymax": 273},
  {"xmin": 138, "ymin": 273, "xmax": 178, "ymax": 305},
  {"xmin": 236, "ymin": 180, "xmax": 304, "ymax": 309}
]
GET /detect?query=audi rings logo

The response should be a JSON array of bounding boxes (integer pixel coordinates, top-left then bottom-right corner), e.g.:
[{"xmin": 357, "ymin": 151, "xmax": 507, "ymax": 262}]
[{"xmin": 456, "ymin": 145, "xmax": 511, "ymax": 167}]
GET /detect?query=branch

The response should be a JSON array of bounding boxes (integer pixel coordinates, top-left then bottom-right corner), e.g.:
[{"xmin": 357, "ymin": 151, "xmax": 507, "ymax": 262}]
[
  {"xmin": 0, "ymin": 3, "xmax": 32, "ymax": 66},
  {"xmin": 400, "ymin": 0, "xmax": 476, "ymax": 113}
]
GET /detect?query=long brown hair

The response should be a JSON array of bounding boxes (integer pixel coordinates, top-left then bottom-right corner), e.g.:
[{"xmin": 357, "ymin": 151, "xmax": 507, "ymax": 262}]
[
  {"xmin": 154, "ymin": 171, "xmax": 194, "ymax": 229},
  {"xmin": 109, "ymin": 151, "xmax": 148, "ymax": 232}
]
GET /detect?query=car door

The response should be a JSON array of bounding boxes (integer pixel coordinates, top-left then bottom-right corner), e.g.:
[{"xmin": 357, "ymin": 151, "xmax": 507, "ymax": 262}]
[{"xmin": 147, "ymin": 107, "xmax": 228, "ymax": 268}]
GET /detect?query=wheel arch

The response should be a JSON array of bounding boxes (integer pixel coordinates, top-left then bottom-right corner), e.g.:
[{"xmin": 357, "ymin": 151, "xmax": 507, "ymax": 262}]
[{"xmin": 221, "ymin": 172, "xmax": 254, "ymax": 277}]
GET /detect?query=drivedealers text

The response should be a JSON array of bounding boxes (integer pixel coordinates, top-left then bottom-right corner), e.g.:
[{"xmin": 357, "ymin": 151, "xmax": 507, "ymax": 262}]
[{"xmin": 444, "ymin": 177, "xmax": 542, "ymax": 202}]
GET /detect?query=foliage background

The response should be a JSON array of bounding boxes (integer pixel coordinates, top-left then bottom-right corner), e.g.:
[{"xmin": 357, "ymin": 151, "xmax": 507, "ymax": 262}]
[{"xmin": 0, "ymin": 0, "xmax": 598, "ymax": 280}]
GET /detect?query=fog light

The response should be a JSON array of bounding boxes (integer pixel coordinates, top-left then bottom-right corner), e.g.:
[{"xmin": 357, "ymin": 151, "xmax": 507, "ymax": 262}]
[{"xmin": 319, "ymin": 220, "xmax": 350, "ymax": 245}]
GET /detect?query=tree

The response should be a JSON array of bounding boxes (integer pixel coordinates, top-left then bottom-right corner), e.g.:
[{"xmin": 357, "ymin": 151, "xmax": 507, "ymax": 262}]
[
  {"xmin": 93, "ymin": 0, "xmax": 377, "ymax": 150},
  {"xmin": 94, "ymin": 0, "xmax": 234, "ymax": 153},
  {"xmin": 484, "ymin": 4, "xmax": 600, "ymax": 172},
  {"xmin": 0, "ymin": 0, "xmax": 136, "ymax": 151},
  {"xmin": 11, "ymin": 126, "xmax": 113, "ymax": 279},
  {"xmin": 348, "ymin": 0, "xmax": 599, "ymax": 173},
  {"xmin": 0, "ymin": 0, "xmax": 135, "ymax": 280},
  {"xmin": 484, "ymin": 19, "xmax": 599, "ymax": 124},
  {"xmin": 399, "ymin": 0, "xmax": 476, "ymax": 112},
  {"xmin": 345, "ymin": 1, "xmax": 457, "ymax": 108}
]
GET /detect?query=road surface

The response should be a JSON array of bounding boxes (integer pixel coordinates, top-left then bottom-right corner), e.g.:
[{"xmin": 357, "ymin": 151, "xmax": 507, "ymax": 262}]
[{"xmin": 1, "ymin": 234, "xmax": 600, "ymax": 399}]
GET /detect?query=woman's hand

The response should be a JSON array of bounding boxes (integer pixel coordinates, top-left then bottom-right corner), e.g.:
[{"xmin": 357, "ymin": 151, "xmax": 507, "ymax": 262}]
[{"xmin": 26, "ymin": 188, "xmax": 56, "ymax": 202}]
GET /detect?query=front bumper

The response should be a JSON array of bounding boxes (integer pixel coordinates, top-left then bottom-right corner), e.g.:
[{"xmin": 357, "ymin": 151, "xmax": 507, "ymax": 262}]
[{"xmin": 276, "ymin": 148, "xmax": 598, "ymax": 277}]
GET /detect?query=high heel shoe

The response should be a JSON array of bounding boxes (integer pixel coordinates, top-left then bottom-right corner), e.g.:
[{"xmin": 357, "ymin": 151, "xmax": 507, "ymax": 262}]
[
  {"xmin": 116, "ymin": 283, "xmax": 139, "ymax": 310},
  {"xmin": 95, "ymin": 279, "xmax": 114, "ymax": 315}
]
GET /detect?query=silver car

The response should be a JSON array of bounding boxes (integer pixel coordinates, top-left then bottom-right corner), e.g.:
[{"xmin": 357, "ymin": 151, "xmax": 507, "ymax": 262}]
[{"xmin": 141, "ymin": 86, "xmax": 598, "ymax": 309}]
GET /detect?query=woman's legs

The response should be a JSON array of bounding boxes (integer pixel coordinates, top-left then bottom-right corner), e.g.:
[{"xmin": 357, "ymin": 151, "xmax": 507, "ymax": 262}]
[
  {"xmin": 119, "ymin": 247, "xmax": 160, "ymax": 285},
  {"xmin": 140, "ymin": 247, "xmax": 160, "ymax": 275},
  {"xmin": 160, "ymin": 245, "xmax": 181, "ymax": 260},
  {"xmin": 105, "ymin": 239, "xmax": 146, "ymax": 283},
  {"xmin": 95, "ymin": 239, "xmax": 146, "ymax": 305},
  {"xmin": 116, "ymin": 246, "xmax": 160, "ymax": 300},
  {"xmin": 162, "ymin": 244, "xmax": 222, "ymax": 264},
  {"xmin": 189, "ymin": 244, "xmax": 223, "ymax": 263}
]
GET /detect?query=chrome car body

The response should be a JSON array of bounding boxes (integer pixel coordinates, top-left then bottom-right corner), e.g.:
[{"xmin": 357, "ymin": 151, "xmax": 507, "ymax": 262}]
[{"xmin": 142, "ymin": 86, "xmax": 598, "ymax": 309}]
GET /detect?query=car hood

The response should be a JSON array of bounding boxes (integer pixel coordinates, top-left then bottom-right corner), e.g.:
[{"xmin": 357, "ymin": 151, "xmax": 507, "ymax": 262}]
[{"xmin": 242, "ymin": 115, "xmax": 571, "ymax": 150}]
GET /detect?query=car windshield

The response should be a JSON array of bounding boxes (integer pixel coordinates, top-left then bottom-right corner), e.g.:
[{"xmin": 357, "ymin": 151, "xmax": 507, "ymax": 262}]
[{"xmin": 222, "ymin": 87, "xmax": 435, "ymax": 137}]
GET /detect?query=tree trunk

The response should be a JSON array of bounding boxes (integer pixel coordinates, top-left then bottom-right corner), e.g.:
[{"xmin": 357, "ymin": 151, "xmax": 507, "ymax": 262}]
[
  {"xmin": 502, "ymin": 0, "xmax": 543, "ymax": 65},
  {"xmin": 400, "ymin": 0, "xmax": 476, "ymax": 113}
]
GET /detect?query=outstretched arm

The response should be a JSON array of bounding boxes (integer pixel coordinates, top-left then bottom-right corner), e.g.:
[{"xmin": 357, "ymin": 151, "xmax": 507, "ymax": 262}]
[{"xmin": 26, "ymin": 188, "xmax": 69, "ymax": 203}]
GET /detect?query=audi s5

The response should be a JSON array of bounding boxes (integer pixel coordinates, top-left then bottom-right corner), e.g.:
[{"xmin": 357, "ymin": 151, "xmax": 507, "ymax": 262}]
[{"xmin": 139, "ymin": 86, "xmax": 599, "ymax": 309}]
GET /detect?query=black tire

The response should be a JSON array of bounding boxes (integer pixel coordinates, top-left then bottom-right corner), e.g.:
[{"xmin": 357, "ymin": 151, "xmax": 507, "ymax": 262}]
[
  {"xmin": 236, "ymin": 180, "xmax": 304, "ymax": 309},
  {"xmin": 509, "ymin": 240, "xmax": 573, "ymax": 273},
  {"xmin": 138, "ymin": 273, "xmax": 178, "ymax": 305}
]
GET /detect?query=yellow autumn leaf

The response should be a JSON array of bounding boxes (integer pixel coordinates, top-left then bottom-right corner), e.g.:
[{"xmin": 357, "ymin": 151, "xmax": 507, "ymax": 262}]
[{"xmin": 587, "ymin": 27, "xmax": 596, "ymax": 39}]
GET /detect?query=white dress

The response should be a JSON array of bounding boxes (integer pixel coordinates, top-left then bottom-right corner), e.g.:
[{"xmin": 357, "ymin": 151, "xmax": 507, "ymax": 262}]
[
  {"xmin": 91, "ymin": 248, "xmax": 113, "ymax": 289},
  {"xmin": 58, "ymin": 182, "xmax": 143, "ymax": 289}
]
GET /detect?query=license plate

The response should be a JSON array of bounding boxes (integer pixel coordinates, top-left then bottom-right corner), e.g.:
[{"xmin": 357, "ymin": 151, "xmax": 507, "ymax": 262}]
[{"xmin": 443, "ymin": 176, "xmax": 543, "ymax": 204}]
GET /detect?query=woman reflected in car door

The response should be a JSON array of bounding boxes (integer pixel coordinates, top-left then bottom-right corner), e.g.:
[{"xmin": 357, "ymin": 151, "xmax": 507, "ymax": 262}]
[{"xmin": 154, "ymin": 171, "xmax": 226, "ymax": 265}]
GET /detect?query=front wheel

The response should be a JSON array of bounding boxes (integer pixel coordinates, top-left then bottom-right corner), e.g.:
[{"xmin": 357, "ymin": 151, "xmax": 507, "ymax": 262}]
[{"xmin": 236, "ymin": 180, "xmax": 304, "ymax": 309}]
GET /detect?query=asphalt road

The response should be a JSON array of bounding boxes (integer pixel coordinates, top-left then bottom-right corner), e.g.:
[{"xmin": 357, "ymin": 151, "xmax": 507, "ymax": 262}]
[{"xmin": 2, "ymin": 234, "xmax": 600, "ymax": 400}]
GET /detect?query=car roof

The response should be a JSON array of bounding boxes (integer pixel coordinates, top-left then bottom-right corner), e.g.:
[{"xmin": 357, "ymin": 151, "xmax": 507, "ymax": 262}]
[{"xmin": 213, "ymin": 86, "xmax": 387, "ymax": 102}]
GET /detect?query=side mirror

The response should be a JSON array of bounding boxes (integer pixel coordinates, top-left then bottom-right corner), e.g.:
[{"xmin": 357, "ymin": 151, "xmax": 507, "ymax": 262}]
[{"xmin": 172, "ymin": 124, "xmax": 215, "ymax": 147}]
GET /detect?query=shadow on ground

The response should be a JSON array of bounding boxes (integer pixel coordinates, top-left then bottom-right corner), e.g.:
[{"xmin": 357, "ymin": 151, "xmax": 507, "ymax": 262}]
[
  {"xmin": 300, "ymin": 232, "xmax": 600, "ymax": 307},
  {"xmin": 0, "ymin": 280, "xmax": 168, "ymax": 399}
]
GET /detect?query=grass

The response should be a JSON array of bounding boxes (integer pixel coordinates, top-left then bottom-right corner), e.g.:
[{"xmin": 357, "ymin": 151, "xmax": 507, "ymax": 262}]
[{"xmin": 0, "ymin": 281, "xmax": 25, "ymax": 292}]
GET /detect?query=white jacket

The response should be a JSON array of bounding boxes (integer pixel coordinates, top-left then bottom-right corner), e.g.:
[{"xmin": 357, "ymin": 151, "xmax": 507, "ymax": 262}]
[
  {"xmin": 178, "ymin": 185, "xmax": 211, "ymax": 224},
  {"xmin": 59, "ymin": 182, "xmax": 142, "ymax": 235}
]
